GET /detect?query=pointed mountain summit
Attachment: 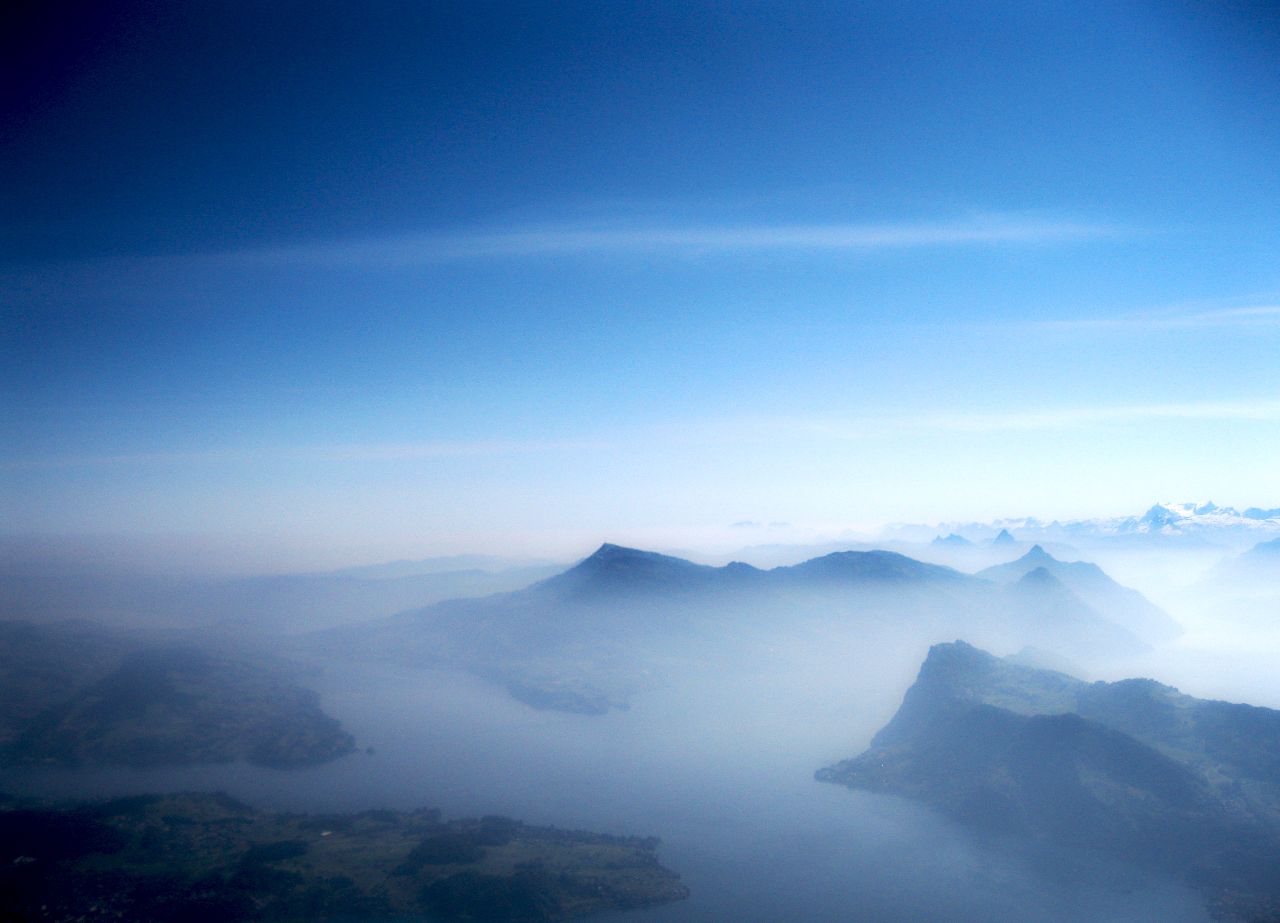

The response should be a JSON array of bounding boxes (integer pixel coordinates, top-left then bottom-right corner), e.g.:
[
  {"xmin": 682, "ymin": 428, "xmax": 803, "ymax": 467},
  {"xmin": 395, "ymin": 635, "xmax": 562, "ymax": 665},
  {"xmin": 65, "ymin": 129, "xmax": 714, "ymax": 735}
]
[
  {"xmin": 991, "ymin": 528, "xmax": 1016, "ymax": 546},
  {"xmin": 571, "ymin": 543, "xmax": 711, "ymax": 580},
  {"xmin": 978, "ymin": 546, "xmax": 1179, "ymax": 643},
  {"xmin": 1138, "ymin": 502, "xmax": 1185, "ymax": 529},
  {"xmin": 537, "ymin": 544, "xmax": 761, "ymax": 600},
  {"xmin": 1015, "ymin": 565, "xmax": 1064, "ymax": 589},
  {"xmin": 1005, "ymin": 567, "xmax": 1145, "ymax": 656},
  {"xmin": 1023, "ymin": 543, "xmax": 1054, "ymax": 564}
]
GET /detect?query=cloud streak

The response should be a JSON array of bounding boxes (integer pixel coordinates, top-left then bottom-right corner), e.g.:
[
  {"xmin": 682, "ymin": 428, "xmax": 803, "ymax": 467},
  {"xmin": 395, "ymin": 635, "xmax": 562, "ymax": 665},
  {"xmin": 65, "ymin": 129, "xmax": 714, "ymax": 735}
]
[
  {"xmin": 0, "ymin": 438, "xmax": 603, "ymax": 472},
  {"xmin": 779, "ymin": 397, "xmax": 1280, "ymax": 438},
  {"xmin": 9, "ymin": 397, "xmax": 1277, "ymax": 473},
  {"xmin": 1038, "ymin": 304, "xmax": 1280, "ymax": 332},
  {"xmin": 225, "ymin": 216, "xmax": 1119, "ymax": 267}
]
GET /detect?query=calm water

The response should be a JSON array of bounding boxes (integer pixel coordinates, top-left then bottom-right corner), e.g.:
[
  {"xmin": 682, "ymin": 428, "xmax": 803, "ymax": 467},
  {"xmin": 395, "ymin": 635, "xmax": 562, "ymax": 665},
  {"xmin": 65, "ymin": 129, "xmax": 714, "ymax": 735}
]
[{"xmin": 1, "ymin": 657, "xmax": 1209, "ymax": 923}]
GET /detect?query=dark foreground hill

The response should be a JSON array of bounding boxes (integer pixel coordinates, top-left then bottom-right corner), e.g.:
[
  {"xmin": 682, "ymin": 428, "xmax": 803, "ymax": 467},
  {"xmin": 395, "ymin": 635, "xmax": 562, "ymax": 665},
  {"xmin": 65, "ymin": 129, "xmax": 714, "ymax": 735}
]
[
  {"xmin": 0, "ymin": 621, "xmax": 355, "ymax": 769},
  {"xmin": 0, "ymin": 792, "xmax": 687, "ymax": 923},
  {"xmin": 312, "ymin": 543, "xmax": 1169, "ymax": 713},
  {"xmin": 817, "ymin": 642, "xmax": 1280, "ymax": 922}
]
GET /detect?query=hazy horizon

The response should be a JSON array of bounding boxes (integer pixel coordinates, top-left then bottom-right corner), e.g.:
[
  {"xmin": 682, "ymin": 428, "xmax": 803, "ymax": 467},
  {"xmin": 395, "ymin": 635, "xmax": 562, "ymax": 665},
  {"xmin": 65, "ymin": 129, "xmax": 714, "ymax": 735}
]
[
  {"xmin": 4, "ymin": 2, "xmax": 1279, "ymax": 570},
  {"xmin": 3, "ymin": 7, "xmax": 1279, "ymax": 921}
]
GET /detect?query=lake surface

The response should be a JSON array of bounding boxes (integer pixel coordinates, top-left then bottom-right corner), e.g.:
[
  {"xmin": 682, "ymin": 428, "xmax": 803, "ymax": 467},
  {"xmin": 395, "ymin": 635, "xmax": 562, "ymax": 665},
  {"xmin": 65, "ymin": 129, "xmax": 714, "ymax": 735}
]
[{"xmin": 1, "ymin": 656, "xmax": 1210, "ymax": 922}]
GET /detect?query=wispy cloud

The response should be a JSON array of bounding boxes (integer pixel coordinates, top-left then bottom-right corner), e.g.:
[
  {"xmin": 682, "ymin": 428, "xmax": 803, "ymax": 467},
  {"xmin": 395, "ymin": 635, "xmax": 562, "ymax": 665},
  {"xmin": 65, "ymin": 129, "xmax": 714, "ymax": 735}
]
[
  {"xmin": 913, "ymin": 397, "xmax": 1280, "ymax": 433},
  {"xmin": 776, "ymin": 397, "xmax": 1280, "ymax": 438},
  {"xmin": 224, "ymin": 216, "xmax": 1119, "ymax": 267},
  {"xmin": 1038, "ymin": 303, "xmax": 1280, "ymax": 332},
  {"xmin": 10, "ymin": 397, "xmax": 1275, "ymax": 473},
  {"xmin": 0, "ymin": 438, "xmax": 602, "ymax": 472}
]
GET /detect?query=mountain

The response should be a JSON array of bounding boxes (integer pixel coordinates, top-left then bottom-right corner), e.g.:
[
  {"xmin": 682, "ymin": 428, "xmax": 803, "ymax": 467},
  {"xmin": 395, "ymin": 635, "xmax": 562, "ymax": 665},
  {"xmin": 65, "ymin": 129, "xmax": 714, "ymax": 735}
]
[
  {"xmin": 931, "ymin": 533, "xmax": 974, "ymax": 548},
  {"xmin": 991, "ymin": 528, "xmax": 1016, "ymax": 546},
  {"xmin": 817, "ymin": 642, "xmax": 1280, "ymax": 921},
  {"xmin": 1218, "ymin": 537, "xmax": 1280, "ymax": 580},
  {"xmin": 532, "ymin": 543, "xmax": 750, "ymax": 600},
  {"xmin": 313, "ymin": 544, "xmax": 1149, "ymax": 713},
  {"xmin": 0, "ymin": 621, "xmax": 355, "ymax": 768},
  {"xmin": 978, "ymin": 546, "xmax": 1181, "ymax": 643},
  {"xmin": 1198, "ymin": 538, "xmax": 1280, "ymax": 622},
  {"xmin": 882, "ymin": 502, "xmax": 1280, "ymax": 550}
]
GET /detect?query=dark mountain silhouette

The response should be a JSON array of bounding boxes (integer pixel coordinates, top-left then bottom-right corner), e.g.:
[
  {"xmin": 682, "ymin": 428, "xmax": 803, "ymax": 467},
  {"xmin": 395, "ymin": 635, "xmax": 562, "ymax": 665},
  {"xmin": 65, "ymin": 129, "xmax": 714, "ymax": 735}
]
[
  {"xmin": 533, "ymin": 544, "xmax": 753, "ymax": 600},
  {"xmin": 315, "ymin": 544, "xmax": 1149, "ymax": 713},
  {"xmin": 776, "ymin": 549, "xmax": 968, "ymax": 585},
  {"xmin": 991, "ymin": 528, "xmax": 1017, "ymax": 546},
  {"xmin": 818, "ymin": 642, "xmax": 1280, "ymax": 919},
  {"xmin": 978, "ymin": 546, "xmax": 1180, "ymax": 643}
]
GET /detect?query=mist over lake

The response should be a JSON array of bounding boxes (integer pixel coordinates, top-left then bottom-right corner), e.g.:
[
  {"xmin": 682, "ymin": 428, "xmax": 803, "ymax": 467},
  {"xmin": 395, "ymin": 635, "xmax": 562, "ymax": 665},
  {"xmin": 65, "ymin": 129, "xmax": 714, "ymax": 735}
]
[
  {"xmin": 5, "ymin": 1, "xmax": 1279, "ymax": 919},
  {"xmin": 5, "ymin": 562, "xmax": 1252, "ymax": 922}
]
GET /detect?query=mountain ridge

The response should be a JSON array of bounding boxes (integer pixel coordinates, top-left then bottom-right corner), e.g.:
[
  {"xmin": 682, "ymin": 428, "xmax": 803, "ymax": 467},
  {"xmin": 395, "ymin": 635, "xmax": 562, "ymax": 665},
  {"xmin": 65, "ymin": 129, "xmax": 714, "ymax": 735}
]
[
  {"xmin": 818, "ymin": 641, "xmax": 1280, "ymax": 920},
  {"xmin": 313, "ymin": 544, "xmax": 1160, "ymax": 713},
  {"xmin": 882, "ymin": 501, "xmax": 1280, "ymax": 548},
  {"xmin": 978, "ymin": 546, "xmax": 1180, "ymax": 643}
]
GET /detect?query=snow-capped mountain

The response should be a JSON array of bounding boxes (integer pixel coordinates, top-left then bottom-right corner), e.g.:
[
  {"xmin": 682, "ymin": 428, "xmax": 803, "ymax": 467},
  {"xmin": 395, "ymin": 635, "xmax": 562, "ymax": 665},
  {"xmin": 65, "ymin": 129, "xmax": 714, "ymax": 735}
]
[{"xmin": 883, "ymin": 502, "xmax": 1280, "ymax": 549}]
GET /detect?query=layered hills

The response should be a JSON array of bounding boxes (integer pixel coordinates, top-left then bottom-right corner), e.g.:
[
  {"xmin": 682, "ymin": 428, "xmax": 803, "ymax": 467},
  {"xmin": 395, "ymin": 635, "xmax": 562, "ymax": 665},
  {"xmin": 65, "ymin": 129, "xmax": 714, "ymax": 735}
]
[
  {"xmin": 977, "ymin": 544, "xmax": 1182, "ymax": 642},
  {"xmin": 817, "ymin": 641, "xmax": 1280, "ymax": 921},
  {"xmin": 884, "ymin": 501, "xmax": 1280, "ymax": 549},
  {"xmin": 316, "ymin": 543, "xmax": 1176, "ymax": 713}
]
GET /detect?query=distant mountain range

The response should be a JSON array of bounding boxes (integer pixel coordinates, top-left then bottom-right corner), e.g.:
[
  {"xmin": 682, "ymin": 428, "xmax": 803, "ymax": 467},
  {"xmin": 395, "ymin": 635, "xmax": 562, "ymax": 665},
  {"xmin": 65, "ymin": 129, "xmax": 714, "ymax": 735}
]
[
  {"xmin": 883, "ymin": 501, "xmax": 1280, "ymax": 549},
  {"xmin": 316, "ymin": 543, "xmax": 1177, "ymax": 713},
  {"xmin": 818, "ymin": 641, "xmax": 1280, "ymax": 922},
  {"xmin": 975, "ymin": 545, "xmax": 1181, "ymax": 642},
  {"xmin": 1193, "ymin": 537, "xmax": 1280, "ymax": 625},
  {"xmin": 1211, "ymin": 536, "xmax": 1280, "ymax": 583}
]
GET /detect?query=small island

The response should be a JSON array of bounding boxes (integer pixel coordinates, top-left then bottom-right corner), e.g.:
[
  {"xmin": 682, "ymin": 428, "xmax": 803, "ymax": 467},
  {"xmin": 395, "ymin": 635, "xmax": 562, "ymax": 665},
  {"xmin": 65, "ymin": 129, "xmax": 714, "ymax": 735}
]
[{"xmin": 0, "ymin": 791, "xmax": 689, "ymax": 922}]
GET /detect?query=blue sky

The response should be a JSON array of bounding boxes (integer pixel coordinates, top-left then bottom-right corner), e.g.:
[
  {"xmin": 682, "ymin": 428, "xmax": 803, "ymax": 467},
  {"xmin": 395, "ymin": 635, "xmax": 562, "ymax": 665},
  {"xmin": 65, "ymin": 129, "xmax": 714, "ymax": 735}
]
[{"xmin": 2, "ymin": 1, "xmax": 1278, "ymax": 568}]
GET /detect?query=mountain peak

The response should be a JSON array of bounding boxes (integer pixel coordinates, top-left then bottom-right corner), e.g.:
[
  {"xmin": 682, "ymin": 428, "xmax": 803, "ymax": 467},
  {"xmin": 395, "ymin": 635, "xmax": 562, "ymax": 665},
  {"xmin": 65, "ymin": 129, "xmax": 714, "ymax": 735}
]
[
  {"xmin": 1021, "ymin": 544, "xmax": 1055, "ymax": 563},
  {"xmin": 1016, "ymin": 565, "xmax": 1065, "ymax": 590},
  {"xmin": 922, "ymin": 639, "xmax": 989, "ymax": 670},
  {"xmin": 542, "ymin": 543, "xmax": 721, "ymax": 598},
  {"xmin": 992, "ymin": 528, "xmax": 1016, "ymax": 545},
  {"xmin": 584, "ymin": 543, "xmax": 642, "ymax": 562},
  {"xmin": 574, "ymin": 543, "xmax": 707, "ymax": 574},
  {"xmin": 784, "ymin": 550, "xmax": 963, "ymax": 584}
]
